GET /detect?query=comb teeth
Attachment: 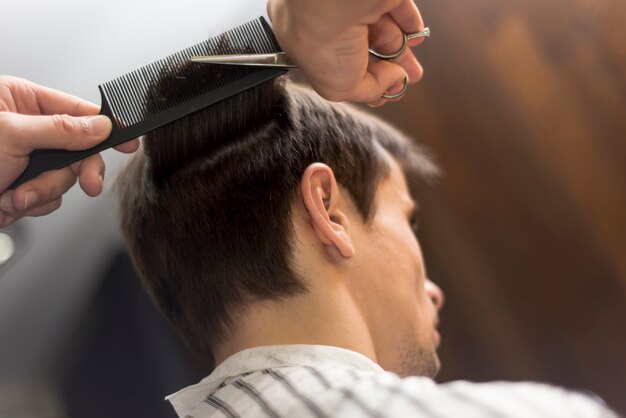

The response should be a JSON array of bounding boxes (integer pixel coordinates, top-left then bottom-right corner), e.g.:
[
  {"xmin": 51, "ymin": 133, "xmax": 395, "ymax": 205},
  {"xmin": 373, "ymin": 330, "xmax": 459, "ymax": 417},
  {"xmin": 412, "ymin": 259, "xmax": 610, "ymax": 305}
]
[{"xmin": 101, "ymin": 18, "xmax": 282, "ymax": 129}]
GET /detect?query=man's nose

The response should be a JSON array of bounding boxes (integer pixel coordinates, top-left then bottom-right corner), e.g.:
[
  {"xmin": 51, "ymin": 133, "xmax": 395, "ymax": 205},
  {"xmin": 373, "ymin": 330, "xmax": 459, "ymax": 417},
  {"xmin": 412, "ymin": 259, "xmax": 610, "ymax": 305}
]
[{"xmin": 425, "ymin": 279, "xmax": 444, "ymax": 311}]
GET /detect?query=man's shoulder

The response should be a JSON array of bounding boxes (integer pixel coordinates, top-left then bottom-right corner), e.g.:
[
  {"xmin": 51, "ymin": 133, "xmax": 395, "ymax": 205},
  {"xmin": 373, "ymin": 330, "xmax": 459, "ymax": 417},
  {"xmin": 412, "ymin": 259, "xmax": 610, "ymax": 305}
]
[
  {"xmin": 196, "ymin": 364, "xmax": 615, "ymax": 418},
  {"xmin": 281, "ymin": 365, "xmax": 612, "ymax": 416}
]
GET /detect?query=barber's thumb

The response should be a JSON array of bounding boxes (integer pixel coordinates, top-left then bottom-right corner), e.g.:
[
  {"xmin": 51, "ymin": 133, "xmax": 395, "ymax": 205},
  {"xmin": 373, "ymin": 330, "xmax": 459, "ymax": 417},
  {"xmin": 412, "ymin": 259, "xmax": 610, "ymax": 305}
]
[
  {"xmin": 82, "ymin": 115, "xmax": 112, "ymax": 138},
  {"xmin": 48, "ymin": 114, "xmax": 112, "ymax": 151},
  {"xmin": 10, "ymin": 113, "xmax": 113, "ymax": 153}
]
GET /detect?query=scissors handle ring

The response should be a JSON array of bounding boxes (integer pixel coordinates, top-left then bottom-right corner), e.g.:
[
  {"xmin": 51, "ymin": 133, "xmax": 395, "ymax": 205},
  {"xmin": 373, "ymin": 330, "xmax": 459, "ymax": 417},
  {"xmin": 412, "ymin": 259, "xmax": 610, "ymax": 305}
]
[
  {"xmin": 369, "ymin": 33, "xmax": 409, "ymax": 60},
  {"xmin": 381, "ymin": 74, "xmax": 409, "ymax": 99},
  {"xmin": 368, "ymin": 27, "xmax": 431, "ymax": 61}
]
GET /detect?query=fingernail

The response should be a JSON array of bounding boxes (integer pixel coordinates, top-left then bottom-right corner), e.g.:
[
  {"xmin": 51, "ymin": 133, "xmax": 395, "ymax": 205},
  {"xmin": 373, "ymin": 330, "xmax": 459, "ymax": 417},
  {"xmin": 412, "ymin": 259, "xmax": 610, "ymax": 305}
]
[
  {"xmin": 86, "ymin": 115, "xmax": 112, "ymax": 136},
  {"xmin": 0, "ymin": 193, "xmax": 14, "ymax": 212},
  {"xmin": 23, "ymin": 191, "xmax": 37, "ymax": 211}
]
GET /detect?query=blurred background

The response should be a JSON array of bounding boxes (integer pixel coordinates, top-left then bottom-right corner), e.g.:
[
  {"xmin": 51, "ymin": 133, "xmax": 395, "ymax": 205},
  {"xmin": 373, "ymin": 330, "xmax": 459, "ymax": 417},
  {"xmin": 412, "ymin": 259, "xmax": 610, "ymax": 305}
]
[
  {"xmin": 374, "ymin": 0, "xmax": 626, "ymax": 414},
  {"xmin": 0, "ymin": 0, "xmax": 624, "ymax": 416}
]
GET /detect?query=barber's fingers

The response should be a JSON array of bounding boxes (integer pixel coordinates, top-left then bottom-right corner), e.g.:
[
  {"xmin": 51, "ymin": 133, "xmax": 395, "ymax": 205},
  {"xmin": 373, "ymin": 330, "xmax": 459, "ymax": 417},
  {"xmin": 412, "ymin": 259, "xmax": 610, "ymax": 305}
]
[
  {"xmin": 354, "ymin": 59, "xmax": 409, "ymax": 104},
  {"xmin": 70, "ymin": 153, "xmax": 105, "ymax": 197},
  {"xmin": 0, "ymin": 112, "xmax": 112, "ymax": 155},
  {"xmin": 0, "ymin": 197, "xmax": 63, "ymax": 228},
  {"xmin": 3, "ymin": 166, "xmax": 78, "ymax": 213},
  {"xmin": 368, "ymin": 14, "xmax": 424, "ymax": 83},
  {"xmin": 367, "ymin": 76, "xmax": 412, "ymax": 108},
  {"xmin": 0, "ymin": 212, "xmax": 21, "ymax": 228},
  {"xmin": 389, "ymin": 0, "xmax": 424, "ymax": 44},
  {"xmin": 0, "ymin": 152, "xmax": 108, "ymax": 223},
  {"xmin": 391, "ymin": 50, "xmax": 423, "ymax": 87},
  {"xmin": 114, "ymin": 138, "xmax": 140, "ymax": 154},
  {"xmin": 369, "ymin": 14, "xmax": 405, "ymax": 57},
  {"xmin": 21, "ymin": 197, "xmax": 63, "ymax": 218}
]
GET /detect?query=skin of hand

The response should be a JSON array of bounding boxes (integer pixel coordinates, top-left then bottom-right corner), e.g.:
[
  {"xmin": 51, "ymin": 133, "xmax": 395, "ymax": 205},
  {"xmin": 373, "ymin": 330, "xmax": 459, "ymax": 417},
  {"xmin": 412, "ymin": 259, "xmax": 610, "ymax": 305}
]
[
  {"xmin": 0, "ymin": 76, "xmax": 139, "ymax": 228},
  {"xmin": 267, "ymin": 0, "xmax": 426, "ymax": 106}
]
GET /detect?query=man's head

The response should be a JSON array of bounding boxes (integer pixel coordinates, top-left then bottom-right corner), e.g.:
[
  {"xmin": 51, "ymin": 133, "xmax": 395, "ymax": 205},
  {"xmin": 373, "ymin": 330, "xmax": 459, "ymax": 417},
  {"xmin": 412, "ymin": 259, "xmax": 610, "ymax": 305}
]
[{"xmin": 118, "ymin": 72, "xmax": 443, "ymax": 377}]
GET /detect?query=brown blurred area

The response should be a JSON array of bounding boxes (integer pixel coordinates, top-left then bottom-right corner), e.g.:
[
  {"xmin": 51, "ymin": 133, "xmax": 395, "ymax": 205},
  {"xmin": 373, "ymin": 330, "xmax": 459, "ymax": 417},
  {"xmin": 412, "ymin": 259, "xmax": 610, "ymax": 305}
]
[{"xmin": 372, "ymin": 0, "xmax": 626, "ymax": 413}]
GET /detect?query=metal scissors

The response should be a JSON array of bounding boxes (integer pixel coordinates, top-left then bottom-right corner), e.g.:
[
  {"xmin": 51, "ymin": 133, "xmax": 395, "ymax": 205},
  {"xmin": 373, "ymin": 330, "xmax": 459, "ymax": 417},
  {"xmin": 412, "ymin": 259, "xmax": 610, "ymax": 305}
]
[{"xmin": 189, "ymin": 28, "xmax": 430, "ymax": 99}]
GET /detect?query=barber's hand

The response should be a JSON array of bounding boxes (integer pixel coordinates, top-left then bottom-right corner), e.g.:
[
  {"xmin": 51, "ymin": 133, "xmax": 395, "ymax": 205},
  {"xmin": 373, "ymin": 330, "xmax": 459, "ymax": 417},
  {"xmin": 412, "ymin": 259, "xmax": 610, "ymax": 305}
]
[
  {"xmin": 0, "ymin": 76, "xmax": 139, "ymax": 228},
  {"xmin": 267, "ymin": 0, "xmax": 426, "ymax": 106}
]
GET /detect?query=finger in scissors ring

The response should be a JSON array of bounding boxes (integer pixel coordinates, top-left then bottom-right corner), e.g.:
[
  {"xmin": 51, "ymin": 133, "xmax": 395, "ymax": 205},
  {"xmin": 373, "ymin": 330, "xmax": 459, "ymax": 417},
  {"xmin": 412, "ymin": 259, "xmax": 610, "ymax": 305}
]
[
  {"xmin": 381, "ymin": 74, "xmax": 409, "ymax": 99},
  {"xmin": 368, "ymin": 27, "xmax": 431, "ymax": 61}
]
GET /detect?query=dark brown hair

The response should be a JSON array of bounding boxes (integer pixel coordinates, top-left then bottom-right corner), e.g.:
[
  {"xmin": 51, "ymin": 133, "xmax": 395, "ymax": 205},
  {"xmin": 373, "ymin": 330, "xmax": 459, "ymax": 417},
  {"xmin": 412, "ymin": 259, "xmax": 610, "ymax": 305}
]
[{"xmin": 117, "ymin": 68, "xmax": 437, "ymax": 360}]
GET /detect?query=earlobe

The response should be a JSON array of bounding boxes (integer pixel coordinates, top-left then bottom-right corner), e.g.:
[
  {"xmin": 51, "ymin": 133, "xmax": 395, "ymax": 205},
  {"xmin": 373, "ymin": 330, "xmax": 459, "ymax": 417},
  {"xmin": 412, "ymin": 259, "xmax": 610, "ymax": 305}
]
[{"xmin": 300, "ymin": 163, "xmax": 355, "ymax": 258}]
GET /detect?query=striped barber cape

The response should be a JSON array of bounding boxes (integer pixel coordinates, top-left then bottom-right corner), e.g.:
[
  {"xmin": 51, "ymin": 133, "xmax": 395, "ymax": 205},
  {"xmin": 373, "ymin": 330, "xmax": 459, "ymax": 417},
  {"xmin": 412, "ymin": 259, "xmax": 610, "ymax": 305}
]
[{"xmin": 166, "ymin": 345, "xmax": 616, "ymax": 418}]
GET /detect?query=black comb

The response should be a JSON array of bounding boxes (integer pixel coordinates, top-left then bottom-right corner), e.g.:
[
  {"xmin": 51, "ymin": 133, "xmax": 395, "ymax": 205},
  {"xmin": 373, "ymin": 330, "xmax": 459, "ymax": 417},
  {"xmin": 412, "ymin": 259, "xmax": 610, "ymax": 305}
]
[{"xmin": 9, "ymin": 17, "xmax": 286, "ymax": 189}]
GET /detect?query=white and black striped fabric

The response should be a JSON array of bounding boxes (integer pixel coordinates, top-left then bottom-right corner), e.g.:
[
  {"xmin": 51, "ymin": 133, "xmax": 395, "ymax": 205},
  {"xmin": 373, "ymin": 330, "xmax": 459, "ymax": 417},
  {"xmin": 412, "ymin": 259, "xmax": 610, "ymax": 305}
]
[{"xmin": 166, "ymin": 345, "xmax": 616, "ymax": 418}]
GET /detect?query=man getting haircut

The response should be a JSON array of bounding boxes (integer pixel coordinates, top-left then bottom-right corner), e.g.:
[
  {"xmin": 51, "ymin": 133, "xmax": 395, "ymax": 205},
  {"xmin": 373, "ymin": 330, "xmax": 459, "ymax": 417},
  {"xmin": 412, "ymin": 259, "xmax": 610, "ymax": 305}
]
[{"xmin": 117, "ymin": 67, "xmax": 616, "ymax": 417}]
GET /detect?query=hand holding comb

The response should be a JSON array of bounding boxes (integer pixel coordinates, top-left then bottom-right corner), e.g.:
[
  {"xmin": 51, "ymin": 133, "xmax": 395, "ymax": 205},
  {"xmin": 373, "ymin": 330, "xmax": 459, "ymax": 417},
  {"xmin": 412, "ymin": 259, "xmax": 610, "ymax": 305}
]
[{"xmin": 9, "ymin": 17, "xmax": 286, "ymax": 189}]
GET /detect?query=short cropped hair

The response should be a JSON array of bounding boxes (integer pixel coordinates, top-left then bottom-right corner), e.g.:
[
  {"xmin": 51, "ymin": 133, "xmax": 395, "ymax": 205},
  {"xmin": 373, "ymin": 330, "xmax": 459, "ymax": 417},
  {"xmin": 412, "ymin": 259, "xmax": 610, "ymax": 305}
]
[{"xmin": 118, "ymin": 69, "xmax": 437, "ymax": 360}]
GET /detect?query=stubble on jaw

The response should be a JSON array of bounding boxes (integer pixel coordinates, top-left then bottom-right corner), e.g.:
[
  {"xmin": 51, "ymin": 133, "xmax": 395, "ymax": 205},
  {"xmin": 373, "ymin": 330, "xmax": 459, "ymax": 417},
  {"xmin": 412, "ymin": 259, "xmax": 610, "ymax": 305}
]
[{"xmin": 392, "ymin": 335, "xmax": 440, "ymax": 378}]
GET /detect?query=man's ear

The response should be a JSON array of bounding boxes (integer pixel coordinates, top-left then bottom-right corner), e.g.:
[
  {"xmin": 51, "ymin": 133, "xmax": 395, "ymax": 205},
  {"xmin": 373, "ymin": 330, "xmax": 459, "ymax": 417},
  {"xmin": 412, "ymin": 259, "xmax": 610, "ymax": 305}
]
[{"xmin": 300, "ymin": 163, "xmax": 355, "ymax": 258}]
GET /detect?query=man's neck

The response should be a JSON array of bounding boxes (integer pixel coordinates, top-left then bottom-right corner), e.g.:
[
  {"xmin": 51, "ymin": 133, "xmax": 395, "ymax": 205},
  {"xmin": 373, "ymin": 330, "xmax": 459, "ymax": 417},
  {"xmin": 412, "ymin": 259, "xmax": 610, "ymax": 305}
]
[{"xmin": 213, "ymin": 285, "xmax": 376, "ymax": 366}]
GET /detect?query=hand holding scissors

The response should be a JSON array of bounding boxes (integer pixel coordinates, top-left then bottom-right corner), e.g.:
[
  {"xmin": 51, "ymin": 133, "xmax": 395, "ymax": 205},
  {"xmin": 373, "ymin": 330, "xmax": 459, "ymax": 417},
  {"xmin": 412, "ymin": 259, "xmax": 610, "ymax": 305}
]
[
  {"xmin": 191, "ymin": 28, "xmax": 430, "ymax": 100},
  {"xmin": 192, "ymin": 0, "xmax": 429, "ymax": 106}
]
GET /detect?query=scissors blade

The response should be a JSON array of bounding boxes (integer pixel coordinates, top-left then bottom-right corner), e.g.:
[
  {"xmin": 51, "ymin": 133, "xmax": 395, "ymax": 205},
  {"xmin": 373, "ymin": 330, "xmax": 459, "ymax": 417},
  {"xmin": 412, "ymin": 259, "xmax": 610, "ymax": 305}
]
[{"xmin": 189, "ymin": 52, "xmax": 297, "ymax": 68}]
